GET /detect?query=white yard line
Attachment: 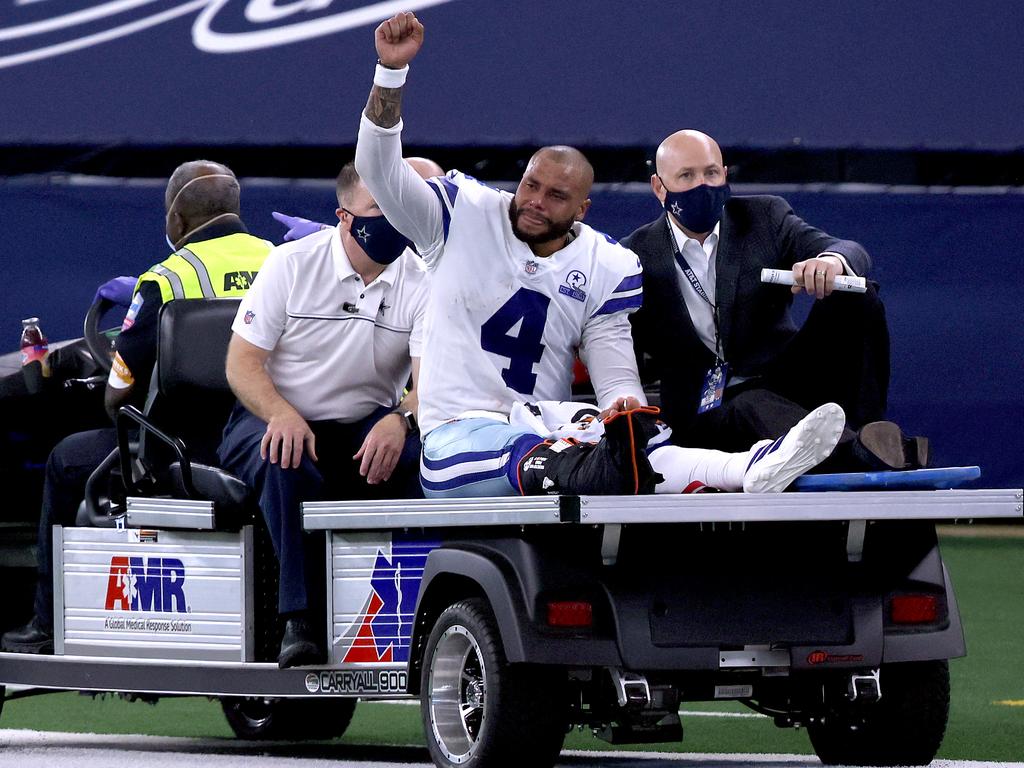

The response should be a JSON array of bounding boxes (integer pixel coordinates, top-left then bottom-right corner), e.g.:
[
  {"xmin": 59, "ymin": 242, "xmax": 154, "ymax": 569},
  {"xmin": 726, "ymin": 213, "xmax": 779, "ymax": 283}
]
[
  {"xmin": 0, "ymin": 730, "xmax": 1020, "ymax": 768},
  {"xmin": 563, "ymin": 752, "xmax": 1024, "ymax": 768}
]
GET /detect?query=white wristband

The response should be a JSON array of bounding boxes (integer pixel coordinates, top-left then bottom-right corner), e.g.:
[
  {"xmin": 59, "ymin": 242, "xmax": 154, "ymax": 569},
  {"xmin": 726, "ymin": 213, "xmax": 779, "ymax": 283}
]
[{"xmin": 374, "ymin": 63, "xmax": 408, "ymax": 88}]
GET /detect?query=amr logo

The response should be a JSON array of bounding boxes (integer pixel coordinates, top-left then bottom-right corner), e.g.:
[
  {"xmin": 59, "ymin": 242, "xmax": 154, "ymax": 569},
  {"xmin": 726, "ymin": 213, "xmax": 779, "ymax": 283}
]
[
  {"xmin": 104, "ymin": 556, "xmax": 188, "ymax": 613},
  {"xmin": 224, "ymin": 270, "xmax": 259, "ymax": 291}
]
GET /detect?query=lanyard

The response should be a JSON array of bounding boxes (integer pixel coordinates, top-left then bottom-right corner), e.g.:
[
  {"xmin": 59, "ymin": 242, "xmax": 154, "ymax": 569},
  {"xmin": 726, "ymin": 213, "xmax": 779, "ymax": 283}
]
[{"xmin": 669, "ymin": 222, "xmax": 723, "ymax": 359}]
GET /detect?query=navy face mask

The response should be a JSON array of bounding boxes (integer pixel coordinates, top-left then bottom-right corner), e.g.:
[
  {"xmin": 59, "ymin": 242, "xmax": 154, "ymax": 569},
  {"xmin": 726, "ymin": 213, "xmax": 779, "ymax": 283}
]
[
  {"xmin": 660, "ymin": 180, "xmax": 731, "ymax": 234},
  {"xmin": 344, "ymin": 209, "xmax": 411, "ymax": 265}
]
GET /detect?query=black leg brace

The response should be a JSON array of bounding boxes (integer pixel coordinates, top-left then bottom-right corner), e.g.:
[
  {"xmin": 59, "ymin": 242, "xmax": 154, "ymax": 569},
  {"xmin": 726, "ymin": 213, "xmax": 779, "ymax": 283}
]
[{"xmin": 517, "ymin": 407, "xmax": 664, "ymax": 495}]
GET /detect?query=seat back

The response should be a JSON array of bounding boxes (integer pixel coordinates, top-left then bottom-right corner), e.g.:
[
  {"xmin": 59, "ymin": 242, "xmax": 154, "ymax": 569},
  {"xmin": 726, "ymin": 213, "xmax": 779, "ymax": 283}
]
[
  {"xmin": 157, "ymin": 297, "xmax": 239, "ymax": 396},
  {"xmin": 143, "ymin": 298, "xmax": 240, "ymax": 466}
]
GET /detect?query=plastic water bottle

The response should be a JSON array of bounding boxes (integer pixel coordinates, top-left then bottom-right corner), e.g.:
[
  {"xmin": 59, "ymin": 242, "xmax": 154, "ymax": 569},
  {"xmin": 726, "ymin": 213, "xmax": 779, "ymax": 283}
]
[{"xmin": 21, "ymin": 317, "xmax": 50, "ymax": 375}]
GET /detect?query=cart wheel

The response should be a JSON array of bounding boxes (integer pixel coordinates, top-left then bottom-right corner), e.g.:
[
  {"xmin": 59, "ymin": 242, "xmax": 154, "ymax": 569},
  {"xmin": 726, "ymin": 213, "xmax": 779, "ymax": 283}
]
[
  {"xmin": 220, "ymin": 696, "xmax": 356, "ymax": 741},
  {"xmin": 808, "ymin": 660, "xmax": 950, "ymax": 766},
  {"xmin": 421, "ymin": 597, "xmax": 567, "ymax": 768}
]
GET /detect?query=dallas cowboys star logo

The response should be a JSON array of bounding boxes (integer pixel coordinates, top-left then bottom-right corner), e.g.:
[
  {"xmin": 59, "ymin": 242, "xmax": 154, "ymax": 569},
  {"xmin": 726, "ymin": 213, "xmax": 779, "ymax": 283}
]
[
  {"xmin": 670, "ymin": 201, "xmax": 683, "ymax": 217},
  {"xmin": 356, "ymin": 226, "xmax": 371, "ymax": 242},
  {"xmin": 567, "ymin": 269, "xmax": 587, "ymax": 289}
]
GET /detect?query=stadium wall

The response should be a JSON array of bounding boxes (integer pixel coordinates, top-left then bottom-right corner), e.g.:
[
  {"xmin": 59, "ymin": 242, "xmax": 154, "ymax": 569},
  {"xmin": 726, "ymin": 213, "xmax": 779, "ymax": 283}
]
[{"xmin": 1, "ymin": 177, "xmax": 1021, "ymax": 489}]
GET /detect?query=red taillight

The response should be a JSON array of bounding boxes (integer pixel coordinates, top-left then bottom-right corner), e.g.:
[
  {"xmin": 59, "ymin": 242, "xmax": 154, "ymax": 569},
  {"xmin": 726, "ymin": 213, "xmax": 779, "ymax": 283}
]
[
  {"xmin": 547, "ymin": 600, "xmax": 593, "ymax": 628},
  {"xmin": 890, "ymin": 594, "xmax": 939, "ymax": 624}
]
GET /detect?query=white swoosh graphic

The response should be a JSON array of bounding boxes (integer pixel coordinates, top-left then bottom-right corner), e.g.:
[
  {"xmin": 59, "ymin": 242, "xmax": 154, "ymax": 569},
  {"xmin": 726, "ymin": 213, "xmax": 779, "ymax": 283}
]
[
  {"xmin": 192, "ymin": 0, "xmax": 456, "ymax": 54},
  {"xmin": 244, "ymin": 0, "xmax": 334, "ymax": 25},
  {"xmin": 0, "ymin": 0, "xmax": 459, "ymax": 69},
  {"xmin": 0, "ymin": 1, "xmax": 207, "ymax": 68}
]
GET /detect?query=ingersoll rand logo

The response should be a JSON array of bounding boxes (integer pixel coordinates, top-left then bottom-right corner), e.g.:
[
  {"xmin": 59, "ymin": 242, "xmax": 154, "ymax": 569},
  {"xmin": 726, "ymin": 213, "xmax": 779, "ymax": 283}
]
[{"xmin": 104, "ymin": 556, "xmax": 188, "ymax": 613}]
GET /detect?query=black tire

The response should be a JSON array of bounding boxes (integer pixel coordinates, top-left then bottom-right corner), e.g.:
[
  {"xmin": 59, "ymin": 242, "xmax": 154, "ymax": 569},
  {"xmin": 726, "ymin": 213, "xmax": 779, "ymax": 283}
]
[
  {"xmin": 420, "ymin": 597, "xmax": 568, "ymax": 768},
  {"xmin": 220, "ymin": 696, "xmax": 357, "ymax": 741},
  {"xmin": 808, "ymin": 660, "xmax": 950, "ymax": 766}
]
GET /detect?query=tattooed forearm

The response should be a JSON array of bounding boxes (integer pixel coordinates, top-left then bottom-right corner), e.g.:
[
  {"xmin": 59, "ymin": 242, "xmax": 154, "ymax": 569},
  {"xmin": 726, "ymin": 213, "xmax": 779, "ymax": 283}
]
[{"xmin": 364, "ymin": 85, "xmax": 403, "ymax": 128}]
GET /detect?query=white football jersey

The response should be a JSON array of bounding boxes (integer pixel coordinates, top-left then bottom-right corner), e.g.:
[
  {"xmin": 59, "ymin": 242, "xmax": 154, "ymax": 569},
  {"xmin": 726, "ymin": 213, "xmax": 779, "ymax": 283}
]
[{"xmin": 415, "ymin": 171, "xmax": 644, "ymax": 433}]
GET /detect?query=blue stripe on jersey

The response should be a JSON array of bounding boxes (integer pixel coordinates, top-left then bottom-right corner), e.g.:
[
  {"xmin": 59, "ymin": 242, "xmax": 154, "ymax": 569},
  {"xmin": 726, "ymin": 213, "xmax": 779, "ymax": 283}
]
[
  {"xmin": 426, "ymin": 180, "xmax": 452, "ymax": 241},
  {"xmin": 422, "ymin": 445, "xmax": 513, "ymax": 471},
  {"xmin": 421, "ymin": 465, "xmax": 509, "ymax": 492},
  {"xmin": 439, "ymin": 176, "xmax": 460, "ymax": 206},
  {"xmin": 593, "ymin": 293, "xmax": 643, "ymax": 316},
  {"xmin": 613, "ymin": 273, "xmax": 643, "ymax": 293}
]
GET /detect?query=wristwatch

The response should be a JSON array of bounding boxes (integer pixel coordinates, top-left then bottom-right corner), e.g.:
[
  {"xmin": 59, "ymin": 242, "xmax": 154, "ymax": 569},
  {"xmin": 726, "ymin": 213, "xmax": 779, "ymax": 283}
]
[{"xmin": 395, "ymin": 407, "xmax": 418, "ymax": 434}]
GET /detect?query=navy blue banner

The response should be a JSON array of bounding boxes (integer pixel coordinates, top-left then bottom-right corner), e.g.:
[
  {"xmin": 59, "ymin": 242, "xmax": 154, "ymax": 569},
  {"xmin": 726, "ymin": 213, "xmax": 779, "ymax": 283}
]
[{"xmin": 1, "ymin": 0, "xmax": 1022, "ymax": 149}]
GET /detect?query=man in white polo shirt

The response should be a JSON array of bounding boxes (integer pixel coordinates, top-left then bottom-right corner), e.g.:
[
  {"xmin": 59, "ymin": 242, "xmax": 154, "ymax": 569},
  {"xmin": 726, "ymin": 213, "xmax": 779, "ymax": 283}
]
[{"xmin": 217, "ymin": 161, "xmax": 430, "ymax": 668}]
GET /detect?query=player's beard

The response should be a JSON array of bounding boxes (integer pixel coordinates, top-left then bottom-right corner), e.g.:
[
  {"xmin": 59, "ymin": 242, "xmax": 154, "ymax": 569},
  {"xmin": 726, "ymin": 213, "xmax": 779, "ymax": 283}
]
[{"xmin": 509, "ymin": 200, "xmax": 576, "ymax": 246}]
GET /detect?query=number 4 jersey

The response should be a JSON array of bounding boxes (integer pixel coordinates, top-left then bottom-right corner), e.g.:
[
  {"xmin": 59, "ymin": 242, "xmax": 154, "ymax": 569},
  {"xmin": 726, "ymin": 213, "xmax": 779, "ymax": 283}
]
[{"xmin": 416, "ymin": 170, "xmax": 645, "ymax": 434}]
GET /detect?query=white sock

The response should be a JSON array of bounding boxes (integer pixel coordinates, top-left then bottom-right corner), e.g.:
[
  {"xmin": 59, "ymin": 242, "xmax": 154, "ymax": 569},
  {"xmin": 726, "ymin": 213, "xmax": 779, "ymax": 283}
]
[{"xmin": 651, "ymin": 444, "xmax": 757, "ymax": 493}]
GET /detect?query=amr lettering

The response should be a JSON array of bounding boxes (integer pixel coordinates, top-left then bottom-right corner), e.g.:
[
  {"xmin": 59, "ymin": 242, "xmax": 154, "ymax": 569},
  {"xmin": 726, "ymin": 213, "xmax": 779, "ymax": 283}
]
[
  {"xmin": 104, "ymin": 556, "xmax": 187, "ymax": 613},
  {"xmin": 224, "ymin": 270, "xmax": 258, "ymax": 291}
]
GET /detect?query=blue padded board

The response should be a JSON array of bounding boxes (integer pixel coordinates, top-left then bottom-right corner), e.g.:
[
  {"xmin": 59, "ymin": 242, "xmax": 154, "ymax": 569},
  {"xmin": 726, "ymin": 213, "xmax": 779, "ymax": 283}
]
[{"xmin": 792, "ymin": 466, "xmax": 981, "ymax": 492}]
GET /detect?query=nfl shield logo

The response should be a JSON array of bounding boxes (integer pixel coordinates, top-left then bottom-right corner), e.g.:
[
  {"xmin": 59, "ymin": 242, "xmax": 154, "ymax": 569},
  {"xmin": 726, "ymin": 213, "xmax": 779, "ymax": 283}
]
[
  {"xmin": 243, "ymin": 310, "xmax": 255, "ymax": 325},
  {"xmin": 524, "ymin": 260, "xmax": 539, "ymax": 274}
]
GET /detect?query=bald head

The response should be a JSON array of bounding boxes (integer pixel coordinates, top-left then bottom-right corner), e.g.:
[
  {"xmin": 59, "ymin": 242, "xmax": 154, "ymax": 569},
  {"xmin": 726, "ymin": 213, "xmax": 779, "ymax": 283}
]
[
  {"xmin": 655, "ymin": 130, "xmax": 723, "ymax": 176},
  {"xmin": 528, "ymin": 145, "xmax": 594, "ymax": 195},
  {"xmin": 653, "ymin": 130, "xmax": 726, "ymax": 193},
  {"xmin": 406, "ymin": 156, "xmax": 444, "ymax": 179},
  {"xmin": 165, "ymin": 160, "xmax": 240, "ymax": 220},
  {"xmin": 651, "ymin": 130, "xmax": 730, "ymax": 238}
]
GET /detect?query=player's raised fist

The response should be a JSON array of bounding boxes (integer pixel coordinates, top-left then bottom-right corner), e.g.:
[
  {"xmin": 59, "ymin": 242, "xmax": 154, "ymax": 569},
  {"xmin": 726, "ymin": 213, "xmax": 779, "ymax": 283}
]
[{"xmin": 375, "ymin": 12, "xmax": 424, "ymax": 70}]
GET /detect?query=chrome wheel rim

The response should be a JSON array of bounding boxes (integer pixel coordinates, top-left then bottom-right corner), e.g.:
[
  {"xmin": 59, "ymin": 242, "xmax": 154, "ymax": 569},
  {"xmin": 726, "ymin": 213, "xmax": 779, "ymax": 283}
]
[{"xmin": 427, "ymin": 625, "xmax": 486, "ymax": 764}]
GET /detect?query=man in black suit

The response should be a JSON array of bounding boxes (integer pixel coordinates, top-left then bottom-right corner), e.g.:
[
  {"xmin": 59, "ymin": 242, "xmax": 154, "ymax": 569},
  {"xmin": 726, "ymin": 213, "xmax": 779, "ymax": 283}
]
[{"xmin": 625, "ymin": 129, "xmax": 925, "ymax": 471}]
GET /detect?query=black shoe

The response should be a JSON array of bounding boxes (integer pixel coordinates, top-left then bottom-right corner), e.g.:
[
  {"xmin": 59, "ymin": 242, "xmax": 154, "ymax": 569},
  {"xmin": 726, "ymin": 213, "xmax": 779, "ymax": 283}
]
[
  {"xmin": 910, "ymin": 435, "xmax": 930, "ymax": 468},
  {"xmin": 2, "ymin": 616, "xmax": 54, "ymax": 654},
  {"xmin": 854, "ymin": 421, "xmax": 929, "ymax": 471},
  {"xmin": 278, "ymin": 617, "xmax": 323, "ymax": 669}
]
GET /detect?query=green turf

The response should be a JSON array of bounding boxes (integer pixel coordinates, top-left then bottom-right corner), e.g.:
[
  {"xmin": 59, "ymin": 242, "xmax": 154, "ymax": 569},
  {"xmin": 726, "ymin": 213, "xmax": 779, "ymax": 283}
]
[
  {"xmin": 938, "ymin": 537, "xmax": 1024, "ymax": 760},
  {"xmin": 1, "ymin": 536, "xmax": 1021, "ymax": 759},
  {"xmin": 0, "ymin": 692, "xmax": 235, "ymax": 739}
]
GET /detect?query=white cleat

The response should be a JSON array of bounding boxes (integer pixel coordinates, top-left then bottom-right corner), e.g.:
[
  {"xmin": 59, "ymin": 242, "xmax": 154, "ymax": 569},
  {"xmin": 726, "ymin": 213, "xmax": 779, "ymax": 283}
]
[{"xmin": 742, "ymin": 403, "xmax": 846, "ymax": 493}]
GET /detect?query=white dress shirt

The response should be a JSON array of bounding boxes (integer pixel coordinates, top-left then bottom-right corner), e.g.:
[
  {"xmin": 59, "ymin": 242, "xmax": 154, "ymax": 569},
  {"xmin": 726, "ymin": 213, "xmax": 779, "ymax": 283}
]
[
  {"xmin": 667, "ymin": 215, "xmax": 856, "ymax": 358},
  {"xmin": 668, "ymin": 216, "xmax": 721, "ymax": 356}
]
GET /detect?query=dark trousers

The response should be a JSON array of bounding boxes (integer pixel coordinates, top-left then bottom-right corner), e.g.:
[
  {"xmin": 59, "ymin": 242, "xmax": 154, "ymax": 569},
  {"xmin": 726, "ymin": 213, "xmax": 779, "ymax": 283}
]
[
  {"xmin": 217, "ymin": 403, "xmax": 422, "ymax": 615},
  {"xmin": 685, "ymin": 284, "xmax": 890, "ymax": 471},
  {"xmin": 34, "ymin": 428, "xmax": 118, "ymax": 629}
]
